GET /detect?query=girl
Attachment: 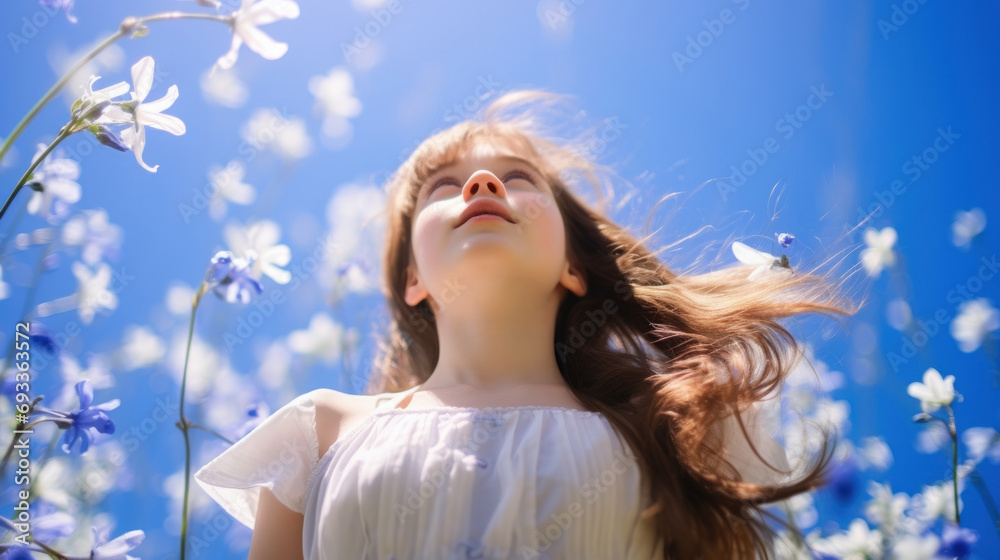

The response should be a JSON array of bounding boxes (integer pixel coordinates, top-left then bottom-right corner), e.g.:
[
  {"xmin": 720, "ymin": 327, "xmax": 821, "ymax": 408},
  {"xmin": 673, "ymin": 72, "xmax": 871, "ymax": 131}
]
[{"xmin": 195, "ymin": 89, "xmax": 859, "ymax": 559}]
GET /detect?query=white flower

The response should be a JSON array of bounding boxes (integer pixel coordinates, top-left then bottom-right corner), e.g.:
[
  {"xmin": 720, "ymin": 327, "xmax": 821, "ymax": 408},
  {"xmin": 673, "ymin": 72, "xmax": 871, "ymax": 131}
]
[
  {"xmin": 77, "ymin": 74, "xmax": 130, "ymax": 114},
  {"xmin": 90, "ymin": 527, "xmax": 144, "ymax": 560},
  {"xmin": 61, "ymin": 209, "xmax": 122, "ymax": 265},
  {"xmin": 952, "ymin": 207, "xmax": 986, "ymax": 249},
  {"xmin": 916, "ymin": 421, "xmax": 950, "ymax": 454},
  {"xmin": 731, "ymin": 241, "xmax": 792, "ymax": 281},
  {"xmin": 950, "ymin": 298, "xmax": 999, "ymax": 353},
  {"xmin": 962, "ymin": 427, "xmax": 1000, "ymax": 465},
  {"xmin": 308, "ymin": 66, "xmax": 362, "ymax": 144},
  {"xmin": 199, "ymin": 67, "xmax": 248, "ymax": 108},
  {"xmin": 912, "ymin": 481, "xmax": 963, "ymax": 526},
  {"xmin": 165, "ymin": 283, "xmax": 196, "ymax": 315},
  {"xmin": 215, "ymin": 0, "xmax": 301, "ymax": 70},
  {"xmin": 906, "ymin": 367, "xmax": 956, "ymax": 413},
  {"xmin": 117, "ymin": 325, "xmax": 166, "ymax": 371},
  {"xmin": 864, "ymin": 481, "xmax": 909, "ymax": 536},
  {"xmin": 224, "ymin": 219, "xmax": 292, "ymax": 284},
  {"xmin": 240, "ymin": 108, "xmax": 312, "ymax": 160},
  {"xmin": 288, "ymin": 313, "xmax": 344, "ymax": 364},
  {"xmin": 26, "ymin": 144, "xmax": 81, "ymax": 219},
  {"xmin": 810, "ymin": 518, "xmax": 881, "ymax": 560},
  {"xmin": 101, "ymin": 56, "xmax": 186, "ymax": 172},
  {"xmin": 208, "ymin": 160, "xmax": 256, "ymax": 220},
  {"xmin": 857, "ymin": 436, "xmax": 893, "ymax": 471},
  {"xmin": 72, "ymin": 261, "xmax": 119, "ymax": 324},
  {"xmin": 0, "ymin": 264, "xmax": 10, "ymax": 300},
  {"xmin": 890, "ymin": 533, "xmax": 940, "ymax": 560},
  {"xmin": 56, "ymin": 353, "xmax": 115, "ymax": 409},
  {"xmin": 860, "ymin": 226, "xmax": 897, "ymax": 277}
]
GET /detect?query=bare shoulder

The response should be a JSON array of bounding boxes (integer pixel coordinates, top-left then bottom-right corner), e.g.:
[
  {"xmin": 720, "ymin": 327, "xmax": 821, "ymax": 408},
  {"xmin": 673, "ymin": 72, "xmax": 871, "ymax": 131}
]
[{"xmin": 305, "ymin": 388, "xmax": 381, "ymax": 461}]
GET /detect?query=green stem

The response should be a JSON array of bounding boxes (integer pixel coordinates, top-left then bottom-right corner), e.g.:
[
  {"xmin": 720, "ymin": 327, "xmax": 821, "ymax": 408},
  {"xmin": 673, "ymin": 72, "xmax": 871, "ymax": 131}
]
[
  {"xmin": 0, "ymin": 11, "xmax": 232, "ymax": 167},
  {"xmin": 188, "ymin": 421, "xmax": 234, "ymax": 445},
  {"xmin": 0, "ymin": 127, "xmax": 72, "ymax": 224},
  {"xmin": 0, "ymin": 237, "xmax": 59, "ymax": 387},
  {"xmin": 946, "ymin": 405, "xmax": 960, "ymax": 525},
  {"xmin": 178, "ymin": 280, "xmax": 209, "ymax": 560}
]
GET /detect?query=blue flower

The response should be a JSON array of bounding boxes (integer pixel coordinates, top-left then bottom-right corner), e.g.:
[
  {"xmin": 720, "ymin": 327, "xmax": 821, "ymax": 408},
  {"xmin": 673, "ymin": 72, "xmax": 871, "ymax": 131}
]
[
  {"xmin": 90, "ymin": 524, "xmax": 145, "ymax": 559},
  {"xmin": 39, "ymin": 0, "xmax": 76, "ymax": 22},
  {"xmin": 61, "ymin": 380, "xmax": 120, "ymax": 454},
  {"xmin": 825, "ymin": 455, "xmax": 858, "ymax": 504},
  {"xmin": 207, "ymin": 250, "xmax": 263, "ymax": 304},
  {"xmin": 0, "ymin": 545, "xmax": 35, "ymax": 560},
  {"xmin": 29, "ymin": 322, "xmax": 60, "ymax": 357},
  {"xmin": 938, "ymin": 524, "xmax": 977, "ymax": 559},
  {"xmin": 777, "ymin": 232, "xmax": 795, "ymax": 248}
]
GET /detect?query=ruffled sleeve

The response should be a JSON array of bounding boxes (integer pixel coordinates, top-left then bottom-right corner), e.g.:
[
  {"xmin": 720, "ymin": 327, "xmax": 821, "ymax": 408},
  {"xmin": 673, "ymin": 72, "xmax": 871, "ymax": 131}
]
[{"xmin": 193, "ymin": 391, "xmax": 320, "ymax": 530}]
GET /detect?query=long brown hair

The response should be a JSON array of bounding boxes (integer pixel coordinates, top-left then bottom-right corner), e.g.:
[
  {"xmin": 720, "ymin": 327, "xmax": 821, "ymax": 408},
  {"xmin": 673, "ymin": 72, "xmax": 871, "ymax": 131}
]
[{"xmin": 366, "ymin": 89, "xmax": 864, "ymax": 559}]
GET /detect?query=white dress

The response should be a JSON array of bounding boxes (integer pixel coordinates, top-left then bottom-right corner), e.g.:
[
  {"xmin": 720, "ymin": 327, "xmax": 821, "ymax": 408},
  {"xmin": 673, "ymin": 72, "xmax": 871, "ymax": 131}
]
[{"xmin": 194, "ymin": 385, "xmax": 667, "ymax": 559}]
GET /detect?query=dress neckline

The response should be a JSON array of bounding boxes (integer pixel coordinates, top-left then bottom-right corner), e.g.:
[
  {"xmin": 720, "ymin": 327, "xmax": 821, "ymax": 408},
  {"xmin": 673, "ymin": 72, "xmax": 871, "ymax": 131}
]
[{"xmin": 375, "ymin": 383, "xmax": 593, "ymax": 414}]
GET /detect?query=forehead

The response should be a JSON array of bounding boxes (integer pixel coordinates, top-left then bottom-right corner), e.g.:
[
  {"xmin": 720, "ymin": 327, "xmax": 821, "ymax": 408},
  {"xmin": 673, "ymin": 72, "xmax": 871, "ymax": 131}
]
[{"xmin": 428, "ymin": 139, "xmax": 536, "ymax": 177}]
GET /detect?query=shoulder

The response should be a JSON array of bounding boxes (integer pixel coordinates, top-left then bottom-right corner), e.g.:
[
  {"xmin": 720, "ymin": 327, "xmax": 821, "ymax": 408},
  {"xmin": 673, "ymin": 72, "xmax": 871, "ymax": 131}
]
[{"xmin": 302, "ymin": 388, "xmax": 380, "ymax": 461}]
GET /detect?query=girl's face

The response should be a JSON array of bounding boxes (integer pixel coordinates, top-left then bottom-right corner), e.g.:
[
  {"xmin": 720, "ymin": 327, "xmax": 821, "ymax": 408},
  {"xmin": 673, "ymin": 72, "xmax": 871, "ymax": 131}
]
[{"xmin": 404, "ymin": 140, "xmax": 587, "ymax": 310}]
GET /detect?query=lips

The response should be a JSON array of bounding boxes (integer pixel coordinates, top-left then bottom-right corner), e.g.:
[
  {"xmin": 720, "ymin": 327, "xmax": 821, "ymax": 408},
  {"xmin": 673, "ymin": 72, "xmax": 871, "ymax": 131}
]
[{"xmin": 455, "ymin": 199, "xmax": 517, "ymax": 228}]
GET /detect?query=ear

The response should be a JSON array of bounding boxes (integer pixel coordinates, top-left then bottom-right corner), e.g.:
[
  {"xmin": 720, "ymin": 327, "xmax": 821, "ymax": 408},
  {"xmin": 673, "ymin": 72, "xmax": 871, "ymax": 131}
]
[
  {"xmin": 404, "ymin": 264, "xmax": 429, "ymax": 307},
  {"xmin": 559, "ymin": 259, "xmax": 587, "ymax": 298}
]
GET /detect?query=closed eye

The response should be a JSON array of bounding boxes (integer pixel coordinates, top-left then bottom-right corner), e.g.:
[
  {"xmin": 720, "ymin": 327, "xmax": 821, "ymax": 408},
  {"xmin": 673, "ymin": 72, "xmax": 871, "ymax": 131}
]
[{"xmin": 426, "ymin": 168, "xmax": 539, "ymax": 194}]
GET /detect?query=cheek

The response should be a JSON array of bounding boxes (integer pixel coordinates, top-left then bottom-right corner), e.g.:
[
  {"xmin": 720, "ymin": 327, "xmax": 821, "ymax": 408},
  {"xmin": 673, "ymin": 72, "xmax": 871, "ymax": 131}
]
[{"xmin": 517, "ymin": 194, "xmax": 566, "ymax": 255}]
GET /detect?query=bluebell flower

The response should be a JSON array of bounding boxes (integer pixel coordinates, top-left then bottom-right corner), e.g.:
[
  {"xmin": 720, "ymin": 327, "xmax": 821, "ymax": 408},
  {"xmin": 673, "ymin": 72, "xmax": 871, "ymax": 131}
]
[
  {"xmin": 825, "ymin": 455, "xmax": 858, "ymax": 504},
  {"xmin": 59, "ymin": 380, "xmax": 120, "ymax": 454},
  {"xmin": 0, "ymin": 544, "xmax": 35, "ymax": 560},
  {"xmin": 29, "ymin": 322, "xmax": 59, "ymax": 356},
  {"xmin": 39, "ymin": 0, "xmax": 76, "ymax": 22},
  {"xmin": 207, "ymin": 250, "xmax": 263, "ymax": 304},
  {"xmin": 89, "ymin": 125, "xmax": 129, "ymax": 152},
  {"xmin": 777, "ymin": 232, "xmax": 795, "ymax": 248},
  {"xmin": 938, "ymin": 524, "xmax": 977, "ymax": 559},
  {"xmin": 29, "ymin": 501, "xmax": 76, "ymax": 544},
  {"xmin": 89, "ymin": 524, "xmax": 145, "ymax": 559}
]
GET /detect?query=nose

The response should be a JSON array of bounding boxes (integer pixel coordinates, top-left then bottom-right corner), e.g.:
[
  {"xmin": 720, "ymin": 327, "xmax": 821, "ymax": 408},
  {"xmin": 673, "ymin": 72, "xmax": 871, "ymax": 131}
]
[{"xmin": 462, "ymin": 169, "xmax": 507, "ymax": 202}]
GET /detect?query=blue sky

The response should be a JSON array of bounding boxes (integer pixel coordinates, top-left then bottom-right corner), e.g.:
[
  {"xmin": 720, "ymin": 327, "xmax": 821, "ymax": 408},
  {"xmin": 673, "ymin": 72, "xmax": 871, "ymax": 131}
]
[{"xmin": 1, "ymin": 0, "xmax": 998, "ymax": 557}]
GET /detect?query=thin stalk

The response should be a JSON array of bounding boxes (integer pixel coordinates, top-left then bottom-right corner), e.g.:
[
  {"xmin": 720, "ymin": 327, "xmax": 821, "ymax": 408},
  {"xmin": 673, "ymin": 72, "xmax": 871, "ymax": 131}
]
[
  {"xmin": 945, "ymin": 405, "xmax": 960, "ymax": 525},
  {"xmin": 178, "ymin": 280, "xmax": 210, "ymax": 560},
  {"xmin": 968, "ymin": 469, "xmax": 1000, "ymax": 538},
  {"xmin": 0, "ymin": 127, "xmax": 72, "ymax": 223},
  {"xmin": 0, "ymin": 11, "xmax": 232, "ymax": 165}
]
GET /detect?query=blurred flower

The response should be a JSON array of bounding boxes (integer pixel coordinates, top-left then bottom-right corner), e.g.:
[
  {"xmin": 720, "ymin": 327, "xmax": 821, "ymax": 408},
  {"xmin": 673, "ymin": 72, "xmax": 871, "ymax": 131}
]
[
  {"xmin": 207, "ymin": 250, "xmax": 263, "ymax": 304},
  {"xmin": 731, "ymin": 241, "xmax": 792, "ymax": 281},
  {"xmin": 224, "ymin": 219, "xmax": 291, "ymax": 284},
  {"xmin": 938, "ymin": 523, "xmax": 977, "ymax": 560},
  {"xmin": 0, "ymin": 544, "xmax": 34, "ymax": 560},
  {"xmin": 951, "ymin": 207, "xmax": 986, "ymax": 249},
  {"xmin": 810, "ymin": 518, "xmax": 881, "ymax": 560},
  {"xmin": 912, "ymin": 480, "xmax": 963, "ymax": 526},
  {"xmin": 208, "ymin": 161, "xmax": 256, "ymax": 220},
  {"xmin": 890, "ymin": 533, "xmax": 939, "ymax": 560},
  {"xmin": 885, "ymin": 298, "xmax": 912, "ymax": 331},
  {"xmin": 240, "ymin": 108, "xmax": 312, "ymax": 161},
  {"xmin": 72, "ymin": 261, "xmax": 119, "ymax": 324},
  {"xmin": 906, "ymin": 368, "xmax": 956, "ymax": 413},
  {"xmin": 962, "ymin": 427, "xmax": 1000, "ymax": 465},
  {"xmin": 26, "ymin": 144, "xmax": 80, "ymax": 220},
  {"xmin": 0, "ymin": 264, "xmax": 10, "ymax": 301},
  {"xmin": 216, "ymin": 0, "xmax": 301, "ymax": 70},
  {"xmin": 776, "ymin": 232, "xmax": 795, "ymax": 248},
  {"xmin": 308, "ymin": 66, "xmax": 362, "ymax": 144},
  {"xmin": 28, "ymin": 502, "xmax": 76, "ymax": 543},
  {"xmin": 57, "ymin": 353, "xmax": 115, "ymax": 409},
  {"xmin": 89, "ymin": 525, "xmax": 144, "ymax": 559},
  {"xmin": 949, "ymin": 298, "xmax": 999, "ymax": 353},
  {"xmin": 860, "ymin": 226, "xmax": 897, "ymax": 277},
  {"xmin": 825, "ymin": 454, "xmax": 859, "ymax": 504},
  {"xmin": 288, "ymin": 312, "xmax": 344, "ymax": 364},
  {"xmin": 117, "ymin": 325, "xmax": 166, "ymax": 371},
  {"xmin": 49, "ymin": 380, "xmax": 120, "ymax": 454},
  {"xmin": 61, "ymin": 209, "xmax": 123, "ymax": 265},
  {"xmin": 40, "ymin": 0, "xmax": 76, "ymax": 22},
  {"xmin": 200, "ymin": 67, "xmax": 248, "ymax": 108},
  {"xmin": 863, "ymin": 481, "xmax": 908, "ymax": 537},
  {"xmin": 857, "ymin": 436, "xmax": 892, "ymax": 471},
  {"xmin": 165, "ymin": 282, "xmax": 196, "ymax": 315},
  {"xmin": 100, "ymin": 56, "xmax": 186, "ymax": 172},
  {"xmin": 916, "ymin": 421, "xmax": 950, "ymax": 454},
  {"xmin": 27, "ymin": 321, "xmax": 59, "ymax": 356}
]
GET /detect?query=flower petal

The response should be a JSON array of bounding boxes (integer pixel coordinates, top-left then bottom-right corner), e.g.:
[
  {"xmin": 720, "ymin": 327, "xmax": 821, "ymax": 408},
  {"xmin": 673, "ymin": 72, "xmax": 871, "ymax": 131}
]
[
  {"xmin": 245, "ymin": 0, "xmax": 301, "ymax": 25},
  {"xmin": 237, "ymin": 23, "xmax": 289, "ymax": 60},
  {"xmin": 130, "ymin": 56, "xmax": 156, "ymax": 102},
  {"xmin": 139, "ymin": 110, "xmax": 186, "ymax": 136},
  {"xmin": 141, "ymin": 84, "xmax": 179, "ymax": 114},
  {"xmin": 215, "ymin": 33, "xmax": 244, "ymax": 70},
  {"xmin": 129, "ymin": 125, "xmax": 158, "ymax": 173}
]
